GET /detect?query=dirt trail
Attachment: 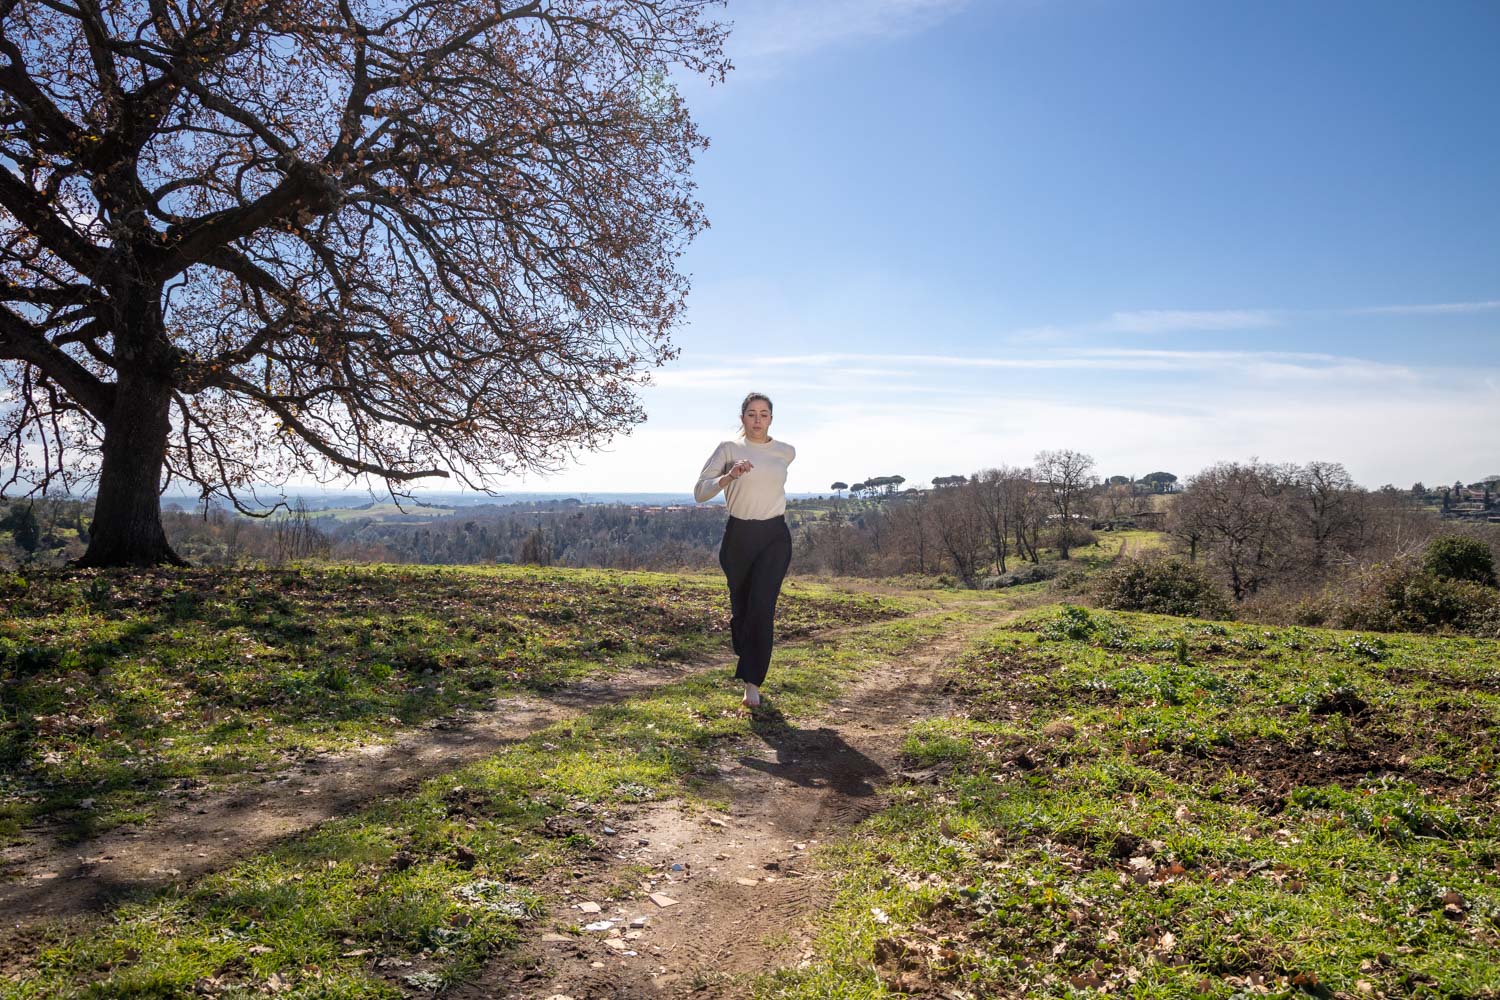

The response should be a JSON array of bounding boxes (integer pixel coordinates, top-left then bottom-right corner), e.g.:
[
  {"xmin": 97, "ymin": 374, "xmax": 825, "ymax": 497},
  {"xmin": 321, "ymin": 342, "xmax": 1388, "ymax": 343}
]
[
  {"xmin": 0, "ymin": 609, "xmax": 951, "ymax": 937},
  {"xmin": 464, "ymin": 607, "xmax": 1014, "ymax": 1000}
]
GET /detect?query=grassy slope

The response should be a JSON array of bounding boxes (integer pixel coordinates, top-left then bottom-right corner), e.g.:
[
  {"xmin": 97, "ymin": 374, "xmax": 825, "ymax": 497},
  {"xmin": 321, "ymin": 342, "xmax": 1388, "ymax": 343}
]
[
  {"xmin": 761, "ymin": 606, "xmax": 1500, "ymax": 999},
  {"xmin": 0, "ymin": 565, "xmax": 907, "ymax": 840},
  {"xmin": 0, "ymin": 609, "xmax": 965, "ymax": 999},
  {"xmin": 15, "ymin": 551, "xmax": 1492, "ymax": 998}
]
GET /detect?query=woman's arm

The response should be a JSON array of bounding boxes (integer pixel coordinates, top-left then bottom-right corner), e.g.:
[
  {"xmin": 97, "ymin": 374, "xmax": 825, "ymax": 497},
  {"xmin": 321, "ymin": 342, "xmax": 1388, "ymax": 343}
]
[{"xmin": 693, "ymin": 442, "xmax": 732, "ymax": 503}]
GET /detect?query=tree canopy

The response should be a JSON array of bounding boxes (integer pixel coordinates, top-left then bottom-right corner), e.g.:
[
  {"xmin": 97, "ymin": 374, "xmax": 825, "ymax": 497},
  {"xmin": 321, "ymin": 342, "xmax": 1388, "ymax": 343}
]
[{"xmin": 0, "ymin": 0, "xmax": 728, "ymax": 565}]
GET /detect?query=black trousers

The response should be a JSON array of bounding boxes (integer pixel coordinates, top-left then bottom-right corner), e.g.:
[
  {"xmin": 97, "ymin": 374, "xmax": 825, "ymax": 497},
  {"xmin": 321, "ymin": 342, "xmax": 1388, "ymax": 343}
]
[{"xmin": 718, "ymin": 514, "xmax": 792, "ymax": 686}]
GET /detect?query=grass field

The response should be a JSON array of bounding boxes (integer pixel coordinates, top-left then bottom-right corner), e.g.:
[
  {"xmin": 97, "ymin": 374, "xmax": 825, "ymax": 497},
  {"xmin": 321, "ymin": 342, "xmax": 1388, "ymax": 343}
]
[
  {"xmin": 7, "ymin": 558, "xmax": 1495, "ymax": 999},
  {"xmin": 0, "ymin": 611, "xmax": 959, "ymax": 1000},
  {"xmin": 758, "ymin": 606, "xmax": 1500, "ymax": 999},
  {"xmin": 0, "ymin": 565, "xmax": 907, "ymax": 841}
]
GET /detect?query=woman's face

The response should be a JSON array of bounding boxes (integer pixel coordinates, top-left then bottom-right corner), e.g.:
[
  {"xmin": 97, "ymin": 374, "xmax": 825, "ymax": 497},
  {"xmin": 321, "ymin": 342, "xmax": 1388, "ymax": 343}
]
[{"xmin": 741, "ymin": 400, "xmax": 772, "ymax": 439}]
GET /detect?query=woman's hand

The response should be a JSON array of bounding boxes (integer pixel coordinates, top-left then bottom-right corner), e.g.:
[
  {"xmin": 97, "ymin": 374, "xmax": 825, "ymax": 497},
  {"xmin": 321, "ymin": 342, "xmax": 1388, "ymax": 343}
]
[{"xmin": 722, "ymin": 459, "xmax": 753, "ymax": 486}]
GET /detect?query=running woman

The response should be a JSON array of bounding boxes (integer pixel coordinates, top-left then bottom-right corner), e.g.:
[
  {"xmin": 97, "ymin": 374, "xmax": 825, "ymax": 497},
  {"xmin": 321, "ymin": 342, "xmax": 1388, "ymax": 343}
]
[{"xmin": 693, "ymin": 392, "xmax": 795, "ymax": 710}]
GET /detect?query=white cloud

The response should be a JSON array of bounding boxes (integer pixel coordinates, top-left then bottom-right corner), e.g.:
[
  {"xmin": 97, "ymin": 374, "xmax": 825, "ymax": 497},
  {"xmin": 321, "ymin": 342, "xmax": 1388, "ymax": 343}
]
[
  {"xmin": 500, "ymin": 378, "xmax": 1492, "ymax": 494},
  {"xmin": 697, "ymin": 347, "xmax": 1415, "ymax": 380},
  {"xmin": 1348, "ymin": 300, "xmax": 1500, "ymax": 316},
  {"xmin": 481, "ymin": 344, "xmax": 1490, "ymax": 494},
  {"xmin": 1067, "ymin": 348, "xmax": 1417, "ymax": 380},
  {"xmin": 1005, "ymin": 325, "xmax": 1073, "ymax": 344},
  {"xmin": 1101, "ymin": 309, "xmax": 1279, "ymax": 334}
]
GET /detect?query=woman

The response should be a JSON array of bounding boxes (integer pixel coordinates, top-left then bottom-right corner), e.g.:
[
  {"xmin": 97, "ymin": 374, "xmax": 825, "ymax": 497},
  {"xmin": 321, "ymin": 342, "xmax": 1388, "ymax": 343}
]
[{"xmin": 694, "ymin": 392, "xmax": 795, "ymax": 710}]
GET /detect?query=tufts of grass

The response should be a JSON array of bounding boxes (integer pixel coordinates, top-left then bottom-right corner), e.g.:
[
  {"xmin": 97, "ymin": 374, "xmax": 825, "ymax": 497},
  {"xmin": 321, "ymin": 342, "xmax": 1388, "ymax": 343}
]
[
  {"xmin": 0, "ymin": 564, "xmax": 913, "ymax": 839},
  {"xmin": 2, "ymin": 612, "xmax": 961, "ymax": 1000},
  {"xmin": 760, "ymin": 605, "xmax": 1500, "ymax": 999}
]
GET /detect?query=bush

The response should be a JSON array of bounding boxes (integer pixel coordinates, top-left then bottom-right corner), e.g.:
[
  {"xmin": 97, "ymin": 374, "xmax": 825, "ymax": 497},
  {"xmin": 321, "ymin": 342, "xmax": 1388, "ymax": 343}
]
[
  {"xmin": 1423, "ymin": 535, "xmax": 1497, "ymax": 586},
  {"xmin": 1092, "ymin": 554, "xmax": 1233, "ymax": 620},
  {"xmin": 1316, "ymin": 560, "xmax": 1500, "ymax": 637},
  {"xmin": 979, "ymin": 563, "xmax": 1058, "ymax": 590},
  {"xmin": 1046, "ymin": 525, "xmax": 1098, "ymax": 554},
  {"xmin": 1049, "ymin": 566, "xmax": 1093, "ymax": 595}
]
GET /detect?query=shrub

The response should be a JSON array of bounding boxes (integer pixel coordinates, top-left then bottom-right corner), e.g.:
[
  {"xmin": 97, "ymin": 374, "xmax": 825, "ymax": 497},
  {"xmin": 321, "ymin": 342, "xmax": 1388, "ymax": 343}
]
[
  {"xmin": 1039, "ymin": 604, "xmax": 1098, "ymax": 641},
  {"xmin": 1045, "ymin": 525, "xmax": 1098, "ymax": 554},
  {"xmin": 979, "ymin": 563, "xmax": 1057, "ymax": 590},
  {"xmin": 1092, "ymin": 554, "xmax": 1233, "ymax": 620},
  {"xmin": 1423, "ymin": 535, "xmax": 1497, "ymax": 586},
  {"xmin": 1049, "ymin": 566, "xmax": 1092, "ymax": 595},
  {"xmin": 1320, "ymin": 560, "xmax": 1500, "ymax": 637}
]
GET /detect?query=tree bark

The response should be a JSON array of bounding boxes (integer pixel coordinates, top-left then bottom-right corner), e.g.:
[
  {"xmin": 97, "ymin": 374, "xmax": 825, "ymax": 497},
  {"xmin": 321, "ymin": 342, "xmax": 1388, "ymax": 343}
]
[{"xmin": 76, "ymin": 373, "xmax": 185, "ymax": 567}]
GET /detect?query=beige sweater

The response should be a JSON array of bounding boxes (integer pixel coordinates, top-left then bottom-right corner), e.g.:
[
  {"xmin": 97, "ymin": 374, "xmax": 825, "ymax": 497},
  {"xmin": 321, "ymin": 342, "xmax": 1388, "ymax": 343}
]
[{"xmin": 693, "ymin": 437, "xmax": 796, "ymax": 519}]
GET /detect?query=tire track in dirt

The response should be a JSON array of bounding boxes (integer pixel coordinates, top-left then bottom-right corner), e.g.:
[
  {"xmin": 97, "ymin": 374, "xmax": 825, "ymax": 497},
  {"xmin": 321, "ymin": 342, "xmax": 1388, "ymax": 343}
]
[
  {"xmin": 0, "ymin": 611, "xmax": 940, "ymax": 941},
  {"xmin": 464, "ymin": 607, "xmax": 1016, "ymax": 1000}
]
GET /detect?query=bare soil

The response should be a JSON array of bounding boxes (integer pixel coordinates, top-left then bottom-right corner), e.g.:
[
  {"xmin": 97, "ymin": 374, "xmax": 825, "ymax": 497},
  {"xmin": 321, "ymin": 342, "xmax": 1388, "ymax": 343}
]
[
  {"xmin": 0, "ymin": 657, "xmax": 708, "ymax": 933},
  {"xmin": 459, "ymin": 608, "xmax": 1015, "ymax": 1000}
]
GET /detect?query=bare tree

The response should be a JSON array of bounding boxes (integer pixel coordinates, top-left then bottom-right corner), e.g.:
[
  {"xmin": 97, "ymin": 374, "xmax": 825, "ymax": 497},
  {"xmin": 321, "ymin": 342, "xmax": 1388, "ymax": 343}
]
[
  {"xmin": 0, "ymin": 0, "xmax": 728, "ymax": 566},
  {"xmin": 1169, "ymin": 496, "xmax": 1206, "ymax": 562},
  {"xmin": 886, "ymin": 494, "xmax": 934, "ymax": 575},
  {"xmin": 1290, "ymin": 460, "xmax": 1364, "ymax": 568},
  {"xmin": 1099, "ymin": 481, "xmax": 1135, "ymax": 522},
  {"xmin": 804, "ymin": 519, "xmax": 867, "ymax": 575},
  {"xmin": 1011, "ymin": 472, "xmax": 1045, "ymax": 564},
  {"xmin": 931, "ymin": 477, "xmax": 987, "ymax": 585},
  {"xmin": 1175, "ymin": 459, "xmax": 1298, "ymax": 599},
  {"xmin": 272, "ymin": 497, "xmax": 329, "ymax": 563},
  {"xmin": 1034, "ymin": 448, "xmax": 1097, "ymax": 559},
  {"xmin": 975, "ymin": 464, "xmax": 1030, "ymax": 574}
]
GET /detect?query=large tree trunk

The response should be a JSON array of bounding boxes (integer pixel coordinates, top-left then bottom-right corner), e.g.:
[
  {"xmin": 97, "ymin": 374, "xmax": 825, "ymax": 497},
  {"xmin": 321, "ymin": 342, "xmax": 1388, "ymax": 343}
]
[{"xmin": 76, "ymin": 374, "xmax": 185, "ymax": 568}]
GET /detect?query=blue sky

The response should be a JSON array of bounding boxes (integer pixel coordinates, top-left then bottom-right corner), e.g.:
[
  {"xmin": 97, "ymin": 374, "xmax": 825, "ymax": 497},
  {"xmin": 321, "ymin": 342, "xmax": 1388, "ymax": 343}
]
[{"xmin": 504, "ymin": 0, "xmax": 1500, "ymax": 495}]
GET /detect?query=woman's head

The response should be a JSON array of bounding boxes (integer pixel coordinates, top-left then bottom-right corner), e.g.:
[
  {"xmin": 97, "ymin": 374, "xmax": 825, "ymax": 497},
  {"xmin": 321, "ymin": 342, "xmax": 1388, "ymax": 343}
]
[{"xmin": 739, "ymin": 392, "xmax": 773, "ymax": 440}]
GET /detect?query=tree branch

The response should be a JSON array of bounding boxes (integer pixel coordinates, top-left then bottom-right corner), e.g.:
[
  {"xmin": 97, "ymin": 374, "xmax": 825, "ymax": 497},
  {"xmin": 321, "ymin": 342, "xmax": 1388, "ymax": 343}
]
[
  {"xmin": 0, "ymin": 304, "xmax": 114, "ymax": 419},
  {"xmin": 215, "ymin": 369, "xmax": 449, "ymax": 482},
  {"xmin": 0, "ymin": 168, "xmax": 103, "ymax": 273}
]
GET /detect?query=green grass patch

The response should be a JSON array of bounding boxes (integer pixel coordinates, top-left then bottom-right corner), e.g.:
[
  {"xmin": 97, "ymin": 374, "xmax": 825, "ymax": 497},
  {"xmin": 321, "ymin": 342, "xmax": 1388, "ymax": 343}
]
[
  {"xmin": 1, "ymin": 611, "xmax": 962, "ymax": 999},
  {"xmin": 761, "ymin": 605, "xmax": 1500, "ymax": 999},
  {"xmin": 0, "ymin": 564, "xmax": 910, "ymax": 840}
]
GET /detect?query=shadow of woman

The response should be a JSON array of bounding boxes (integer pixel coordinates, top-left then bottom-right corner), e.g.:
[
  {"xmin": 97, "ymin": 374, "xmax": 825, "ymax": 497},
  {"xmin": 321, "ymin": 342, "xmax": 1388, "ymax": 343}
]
[{"xmin": 736, "ymin": 702, "xmax": 887, "ymax": 797}]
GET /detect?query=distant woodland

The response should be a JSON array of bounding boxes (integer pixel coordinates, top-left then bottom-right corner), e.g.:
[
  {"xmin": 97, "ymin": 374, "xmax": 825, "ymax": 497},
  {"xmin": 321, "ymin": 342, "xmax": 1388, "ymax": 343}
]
[{"xmin": 5, "ymin": 457, "xmax": 1497, "ymax": 624}]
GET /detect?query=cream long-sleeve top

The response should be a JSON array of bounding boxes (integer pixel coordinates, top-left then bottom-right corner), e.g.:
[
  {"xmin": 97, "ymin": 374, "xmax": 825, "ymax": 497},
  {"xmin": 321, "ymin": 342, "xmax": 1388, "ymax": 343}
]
[{"xmin": 693, "ymin": 437, "xmax": 796, "ymax": 519}]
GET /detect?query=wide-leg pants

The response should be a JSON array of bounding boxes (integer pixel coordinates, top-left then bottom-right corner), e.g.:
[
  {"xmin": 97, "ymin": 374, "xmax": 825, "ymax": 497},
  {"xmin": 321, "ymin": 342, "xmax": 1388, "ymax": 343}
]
[{"xmin": 718, "ymin": 514, "xmax": 792, "ymax": 686}]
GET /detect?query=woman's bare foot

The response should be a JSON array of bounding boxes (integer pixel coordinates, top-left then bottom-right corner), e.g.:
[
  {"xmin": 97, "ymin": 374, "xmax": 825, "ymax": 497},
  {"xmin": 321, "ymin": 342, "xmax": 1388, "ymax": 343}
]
[{"xmin": 742, "ymin": 682, "xmax": 761, "ymax": 709}]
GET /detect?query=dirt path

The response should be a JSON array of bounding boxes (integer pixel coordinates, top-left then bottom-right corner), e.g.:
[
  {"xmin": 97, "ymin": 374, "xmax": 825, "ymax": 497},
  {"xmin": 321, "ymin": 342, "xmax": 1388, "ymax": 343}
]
[
  {"xmin": 462, "ymin": 607, "xmax": 1014, "ymax": 1000},
  {"xmin": 0, "ymin": 610, "xmax": 951, "ymax": 937}
]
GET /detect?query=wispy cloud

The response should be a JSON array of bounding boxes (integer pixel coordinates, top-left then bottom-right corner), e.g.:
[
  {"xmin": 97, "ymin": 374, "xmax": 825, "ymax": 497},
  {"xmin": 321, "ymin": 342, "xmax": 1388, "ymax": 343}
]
[
  {"xmin": 726, "ymin": 0, "xmax": 970, "ymax": 63},
  {"xmin": 1346, "ymin": 300, "xmax": 1500, "ymax": 316},
  {"xmin": 699, "ymin": 347, "xmax": 1415, "ymax": 380},
  {"xmin": 1066, "ymin": 348, "xmax": 1416, "ymax": 379},
  {"xmin": 535, "ymin": 369, "xmax": 1495, "ymax": 494},
  {"xmin": 1101, "ymin": 309, "xmax": 1279, "ymax": 334},
  {"xmin": 1004, "ymin": 324, "xmax": 1073, "ymax": 344},
  {"xmin": 1001, "ymin": 299, "xmax": 1500, "ymax": 340}
]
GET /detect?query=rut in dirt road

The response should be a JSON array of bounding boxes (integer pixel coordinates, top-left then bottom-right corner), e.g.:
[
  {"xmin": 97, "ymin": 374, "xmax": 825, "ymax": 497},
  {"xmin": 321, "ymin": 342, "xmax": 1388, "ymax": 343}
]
[
  {"xmin": 467, "ymin": 610, "xmax": 1012, "ymax": 1000},
  {"xmin": 0, "ymin": 611, "xmax": 947, "ymax": 939}
]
